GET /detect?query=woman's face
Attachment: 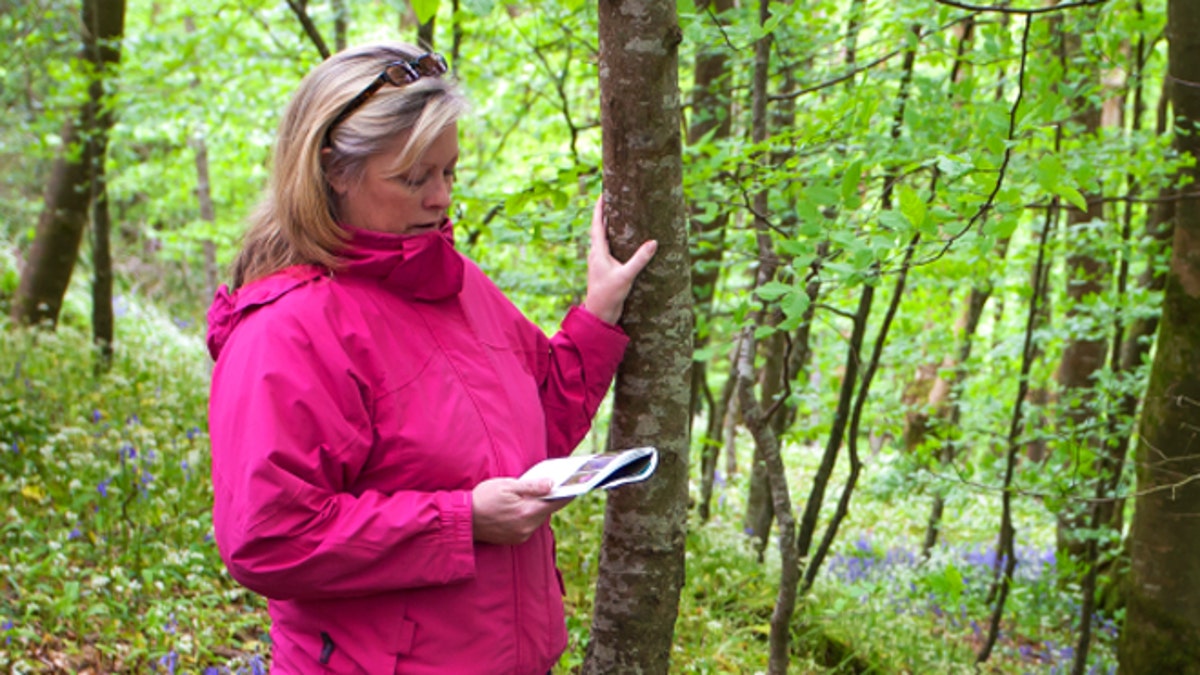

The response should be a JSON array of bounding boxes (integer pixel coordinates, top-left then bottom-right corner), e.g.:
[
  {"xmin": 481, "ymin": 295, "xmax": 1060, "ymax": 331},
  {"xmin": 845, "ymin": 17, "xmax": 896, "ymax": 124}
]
[{"xmin": 329, "ymin": 123, "xmax": 459, "ymax": 236}]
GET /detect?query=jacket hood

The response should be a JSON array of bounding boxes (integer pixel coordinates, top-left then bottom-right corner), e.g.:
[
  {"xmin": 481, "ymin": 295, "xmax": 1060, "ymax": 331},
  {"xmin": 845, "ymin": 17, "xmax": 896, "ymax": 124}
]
[{"xmin": 206, "ymin": 222, "xmax": 463, "ymax": 361}]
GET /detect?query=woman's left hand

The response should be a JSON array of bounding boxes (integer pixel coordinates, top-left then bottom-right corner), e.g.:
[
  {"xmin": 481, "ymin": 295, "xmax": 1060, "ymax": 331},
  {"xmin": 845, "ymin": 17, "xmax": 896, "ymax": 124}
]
[{"xmin": 583, "ymin": 196, "xmax": 658, "ymax": 325}]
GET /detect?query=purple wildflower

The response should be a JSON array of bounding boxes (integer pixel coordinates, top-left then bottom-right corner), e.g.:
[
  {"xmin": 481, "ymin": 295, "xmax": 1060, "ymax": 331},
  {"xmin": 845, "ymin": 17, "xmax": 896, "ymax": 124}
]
[{"xmin": 158, "ymin": 649, "xmax": 178, "ymax": 674}]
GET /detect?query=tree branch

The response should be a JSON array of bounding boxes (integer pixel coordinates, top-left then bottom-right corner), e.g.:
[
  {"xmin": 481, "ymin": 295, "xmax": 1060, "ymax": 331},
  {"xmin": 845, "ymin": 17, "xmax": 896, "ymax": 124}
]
[
  {"xmin": 285, "ymin": 0, "xmax": 331, "ymax": 60},
  {"xmin": 933, "ymin": 0, "xmax": 1106, "ymax": 14}
]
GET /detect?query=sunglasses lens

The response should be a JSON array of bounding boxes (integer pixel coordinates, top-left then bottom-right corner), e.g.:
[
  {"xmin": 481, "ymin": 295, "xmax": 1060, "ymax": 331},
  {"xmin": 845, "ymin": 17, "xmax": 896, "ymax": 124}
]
[
  {"xmin": 414, "ymin": 53, "xmax": 448, "ymax": 76},
  {"xmin": 383, "ymin": 63, "xmax": 420, "ymax": 85}
]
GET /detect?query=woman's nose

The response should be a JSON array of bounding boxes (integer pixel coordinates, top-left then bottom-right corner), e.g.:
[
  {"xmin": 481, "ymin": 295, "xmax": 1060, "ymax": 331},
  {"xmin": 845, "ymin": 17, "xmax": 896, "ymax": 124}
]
[{"xmin": 425, "ymin": 175, "xmax": 452, "ymax": 209}]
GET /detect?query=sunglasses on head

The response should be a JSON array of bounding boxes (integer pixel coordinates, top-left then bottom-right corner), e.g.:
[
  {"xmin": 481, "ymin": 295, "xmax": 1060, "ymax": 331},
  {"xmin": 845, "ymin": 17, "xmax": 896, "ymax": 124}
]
[{"xmin": 323, "ymin": 52, "xmax": 449, "ymax": 148}]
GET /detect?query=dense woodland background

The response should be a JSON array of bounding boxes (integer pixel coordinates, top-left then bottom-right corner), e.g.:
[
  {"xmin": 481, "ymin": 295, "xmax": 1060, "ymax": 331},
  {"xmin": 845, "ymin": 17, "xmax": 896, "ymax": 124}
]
[{"xmin": 2, "ymin": 0, "xmax": 1200, "ymax": 672}]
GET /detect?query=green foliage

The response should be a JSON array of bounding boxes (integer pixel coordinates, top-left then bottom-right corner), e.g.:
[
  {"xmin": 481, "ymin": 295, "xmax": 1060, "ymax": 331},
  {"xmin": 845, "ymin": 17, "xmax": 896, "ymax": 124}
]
[
  {"xmin": 0, "ymin": 313, "xmax": 269, "ymax": 672},
  {"xmin": 0, "ymin": 0, "xmax": 1185, "ymax": 671}
]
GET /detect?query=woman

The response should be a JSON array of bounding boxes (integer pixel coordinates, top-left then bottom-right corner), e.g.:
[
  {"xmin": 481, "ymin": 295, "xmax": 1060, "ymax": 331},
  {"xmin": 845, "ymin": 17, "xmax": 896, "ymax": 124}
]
[{"xmin": 206, "ymin": 42, "xmax": 655, "ymax": 674}]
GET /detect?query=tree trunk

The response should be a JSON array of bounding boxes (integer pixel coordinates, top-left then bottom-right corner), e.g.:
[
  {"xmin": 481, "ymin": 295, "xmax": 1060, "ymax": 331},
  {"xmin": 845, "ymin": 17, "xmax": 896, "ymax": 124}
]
[
  {"xmin": 1053, "ymin": 10, "xmax": 1110, "ymax": 562},
  {"xmin": 1119, "ymin": 0, "xmax": 1200, "ymax": 668},
  {"xmin": 11, "ymin": 0, "xmax": 125, "ymax": 329},
  {"xmin": 185, "ymin": 16, "xmax": 218, "ymax": 304},
  {"xmin": 332, "ymin": 0, "xmax": 348, "ymax": 51},
  {"xmin": 417, "ymin": 15, "xmax": 435, "ymax": 51},
  {"xmin": 921, "ymin": 280, "xmax": 992, "ymax": 556},
  {"xmin": 583, "ymin": 2, "xmax": 691, "ymax": 673},
  {"xmin": 688, "ymin": 0, "xmax": 735, "ymax": 524},
  {"xmin": 90, "ymin": 150, "xmax": 114, "ymax": 366},
  {"xmin": 191, "ymin": 133, "xmax": 219, "ymax": 303},
  {"xmin": 740, "ymin": 0, "xmax": 778, "ymax": 562}
]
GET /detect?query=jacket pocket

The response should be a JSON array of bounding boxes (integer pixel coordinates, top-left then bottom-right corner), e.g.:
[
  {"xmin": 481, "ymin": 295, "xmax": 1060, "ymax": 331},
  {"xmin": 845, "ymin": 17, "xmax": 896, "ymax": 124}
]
[{"xmin": 272, "ymin": 601, "xmax": 416, "ymax": 674}]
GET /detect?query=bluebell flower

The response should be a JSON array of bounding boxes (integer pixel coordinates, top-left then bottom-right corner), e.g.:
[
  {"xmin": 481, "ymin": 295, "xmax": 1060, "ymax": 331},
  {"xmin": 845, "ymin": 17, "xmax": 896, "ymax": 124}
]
[
  {"xmin": 9, "ymin": 441, "xmax": 17, "ymax": 454},
  {"xmin": 69, "ymin": 528, "xmax": 82, "ymax": 540},
  {"xmin": 98, "ymin": 478, "xmax": 112, "ymax": 497},
  {"xmin": 250, "ymin": 655, "xmax": 266, "ymax": 675},
  {"xmin": 187, "ymin": 427, "xmax": 200, "ymax": 440},
  {"xmin": 158, "ymin": 649, "xmax": 178, "ymax": 674},
  {"xmin": 92, "ymin": 409, "xmax": 102, "ymax": 423},
  {"xmin": 127, "ymin": 413, "xmax": 140, "ymax": 426}
]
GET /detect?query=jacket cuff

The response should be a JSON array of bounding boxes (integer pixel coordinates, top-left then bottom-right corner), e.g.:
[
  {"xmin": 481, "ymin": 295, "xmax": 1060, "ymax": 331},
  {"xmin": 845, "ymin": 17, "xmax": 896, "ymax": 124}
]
[
  {"xmin": 564, "ymin": 305, "xmax": 629, "ymax": 362},
  {"xmin": 437, "ymin": 490, "xmax": 476, "ymax": 575}
]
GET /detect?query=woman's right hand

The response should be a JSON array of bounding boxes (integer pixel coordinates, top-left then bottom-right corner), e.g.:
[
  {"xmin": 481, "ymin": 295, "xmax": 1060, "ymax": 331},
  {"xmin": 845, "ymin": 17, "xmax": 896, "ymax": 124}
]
[{"xmin": 471, "ymin": 477, "xmax": 569, "ymax": 545}]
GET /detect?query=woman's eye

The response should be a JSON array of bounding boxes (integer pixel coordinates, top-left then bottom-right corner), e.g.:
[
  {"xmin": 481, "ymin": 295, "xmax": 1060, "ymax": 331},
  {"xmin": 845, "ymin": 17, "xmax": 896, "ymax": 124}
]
[{"xmin": 396, "ymin": 173, "xmax": 428, "ymax": 188}]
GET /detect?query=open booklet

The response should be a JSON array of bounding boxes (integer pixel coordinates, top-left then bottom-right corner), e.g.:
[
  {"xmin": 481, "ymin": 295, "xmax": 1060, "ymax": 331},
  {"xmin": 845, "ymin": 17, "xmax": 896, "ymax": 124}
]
[{"xmin": 519, "ymin": 447, "xmax": 658, "ymax": 500}]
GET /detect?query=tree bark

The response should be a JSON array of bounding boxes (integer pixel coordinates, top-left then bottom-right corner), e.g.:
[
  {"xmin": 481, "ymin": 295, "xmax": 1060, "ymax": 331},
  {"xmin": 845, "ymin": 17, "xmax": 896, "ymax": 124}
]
[
  {"xmin": 90, "ymin": 147, "xmax": 114, "ymax": 366},
  {"xmin": 740, "ymin": 0, "xmax": 778, "ymax": 562},
  {"xmin": 185, "ymin": 16, "xmax": 219, "ymax": 305},
  {"xmin": 417, "ymin": 15, "xmax": 435, "ymax": 51},
  {"xmin": 191, "ymin": 134, "xmax": 219, "ymax": 304},
  {"xmin": 583, "ymin": 2, "xmax": 691, "ymax": 673},
  {"xmin": 11, "ymin": 0, "xmax": 125, "ymax": 329},
  {"xmin": 1053, "ymin": 9, "xmax": 1111, "ymax": 562},
  {"xmin": 332, "ymin": 0, "xmax": 348, "ymax": 52},
  {"xmin": 688, "ymin": 0, "xmax": 734, "ymax": 524},
  {"xmin": 1119, "ymin": 0, "xmax": 1200, "ymax": 669}
]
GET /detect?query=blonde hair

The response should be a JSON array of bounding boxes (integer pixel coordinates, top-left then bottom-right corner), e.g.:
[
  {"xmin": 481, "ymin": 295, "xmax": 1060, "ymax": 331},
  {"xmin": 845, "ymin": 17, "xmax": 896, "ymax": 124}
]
[{"xmin": 231, "ymin": 42, "xmax": 468, "ymax": 289}]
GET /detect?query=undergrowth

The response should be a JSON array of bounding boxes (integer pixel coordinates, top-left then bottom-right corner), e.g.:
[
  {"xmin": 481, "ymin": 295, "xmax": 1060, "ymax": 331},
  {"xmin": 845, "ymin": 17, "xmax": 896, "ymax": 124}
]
[{"xmin": 0, "ymin": 304, "xmax": 1119, "ymax": 673}]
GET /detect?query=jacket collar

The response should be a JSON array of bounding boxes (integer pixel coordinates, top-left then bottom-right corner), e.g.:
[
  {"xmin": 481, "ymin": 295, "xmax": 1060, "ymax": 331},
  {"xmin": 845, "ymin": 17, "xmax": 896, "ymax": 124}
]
[
  {"xmin": 338, "ymin": 220, "xmax": 464, "ymax": 302},
  {"xmin": 206, "ymin": 221, "xmax": 464, "ymax": 361}
]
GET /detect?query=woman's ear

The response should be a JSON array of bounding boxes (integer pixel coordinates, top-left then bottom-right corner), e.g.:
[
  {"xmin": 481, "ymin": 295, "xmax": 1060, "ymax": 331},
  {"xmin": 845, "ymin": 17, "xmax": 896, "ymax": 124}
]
[{"xmin": 322, "ymin": 147, "xmax": 348, "ymax": 195}]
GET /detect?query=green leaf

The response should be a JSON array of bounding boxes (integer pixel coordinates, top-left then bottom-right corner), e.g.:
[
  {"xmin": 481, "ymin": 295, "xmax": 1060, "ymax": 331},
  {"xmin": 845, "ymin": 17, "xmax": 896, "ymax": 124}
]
[
  {"xmin": 754, "ymin": 281, "xmax": 792, "ymax": 302},
  {"xmin": 781, "ymin": 289, "xmax": 810, "ymax": 321},
  {"xmin": 928, "ymin": 563, "xmax": 964, "ymax": 604},
  {"xmin": 750, "ymin": 13, "xmax": 786, "ymax": 40},
  {"xmin": 879, "ymin": 210, "xmax": 908, "ymax": 232},
  {"xmin": 1036, "ymin": 154, "xmax": 1065, "ymax": 192},
  {"xmin": 1057, "ymin": 185, "xmax": 1089, "ymax": 212},
  {"xmin": 841, "ymin": 159, "xmax": 864, "ymax": 208},
  {"xmin": 411, "ymin": 0, "xmax": 439, "ymax": 23},
  {"xmin": 898, "ymin": 184, "xmax": 926, "ymax": 230},
  {"xmin": 776, "ymin": 239, "xmax": 810, "ymax": 258},
  {"xmin": 461, "ymin": 0, "xmax": 493, "ymax": 13}
]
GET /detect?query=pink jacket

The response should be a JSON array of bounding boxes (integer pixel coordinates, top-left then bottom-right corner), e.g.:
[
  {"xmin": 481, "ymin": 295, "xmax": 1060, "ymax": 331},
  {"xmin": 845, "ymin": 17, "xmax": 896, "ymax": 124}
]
[{"xmin": 206, "ymin": 224, "xmax": 628, "ymax": 674}]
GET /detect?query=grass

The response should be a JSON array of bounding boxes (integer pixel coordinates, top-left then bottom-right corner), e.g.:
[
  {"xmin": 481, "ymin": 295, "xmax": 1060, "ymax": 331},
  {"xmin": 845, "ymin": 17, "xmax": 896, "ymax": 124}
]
[{"xmin": 0, "ymin": 301, "xmax": 1120, "ymax": 673}]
